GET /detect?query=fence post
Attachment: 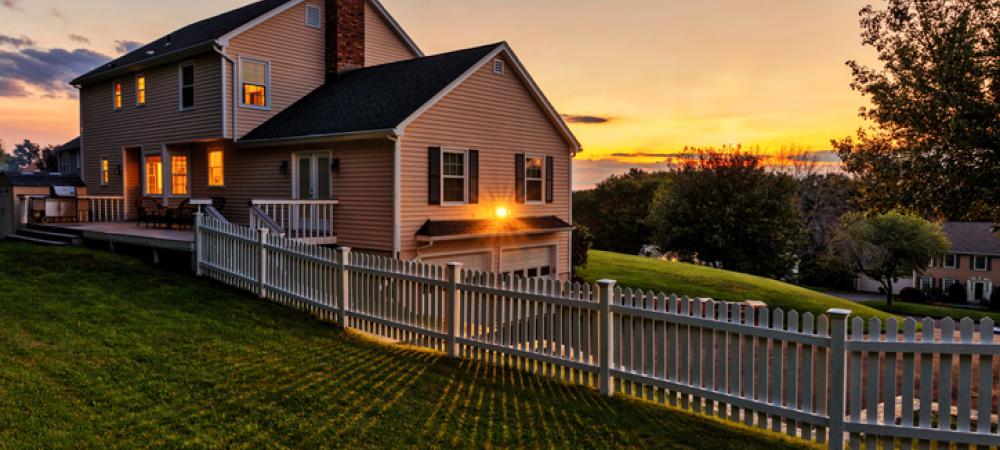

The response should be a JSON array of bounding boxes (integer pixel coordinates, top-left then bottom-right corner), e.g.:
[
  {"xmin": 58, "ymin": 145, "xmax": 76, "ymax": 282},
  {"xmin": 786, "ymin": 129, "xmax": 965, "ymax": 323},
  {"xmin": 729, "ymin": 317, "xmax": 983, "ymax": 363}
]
[
  {"xmin": 256, "ymin": 228, "xmax": 269, "ymax": 299},
  {"xmin": 598, "ymin": 279, "xmax": 617, "ymax": 396},
  {"xmin": 826, "ymin": 308, "xmax": 851, "ymax": 450},
  {"xmin": 193, "ymin": 212, "xmax": 204, "ymax": 277},
  {"xmin": 337, "ymin": 247, "xmax": 351, "ymax": 329},
  {"xmin": 446, "ymin": 262, "xmax": 463, "ymax": 358}
]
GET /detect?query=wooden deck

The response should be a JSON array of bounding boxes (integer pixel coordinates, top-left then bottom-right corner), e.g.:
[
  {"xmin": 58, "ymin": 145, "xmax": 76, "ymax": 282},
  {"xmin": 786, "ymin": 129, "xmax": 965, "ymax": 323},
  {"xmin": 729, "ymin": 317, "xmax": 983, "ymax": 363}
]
[{"xmin": 35, "ymin": 222, "xmax": 195, "ymax": 252}]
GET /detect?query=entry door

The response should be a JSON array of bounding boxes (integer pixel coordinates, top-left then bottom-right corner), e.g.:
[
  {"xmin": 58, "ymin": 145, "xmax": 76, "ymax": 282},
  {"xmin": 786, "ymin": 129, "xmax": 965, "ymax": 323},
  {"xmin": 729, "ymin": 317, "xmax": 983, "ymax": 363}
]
[
  {"xmin": 975, "ymin": 282, "xmax": 986, "ymax": 301},
  {"xmin": 292, "ymin": 152, "xmax": 332, "ymax": 234}
]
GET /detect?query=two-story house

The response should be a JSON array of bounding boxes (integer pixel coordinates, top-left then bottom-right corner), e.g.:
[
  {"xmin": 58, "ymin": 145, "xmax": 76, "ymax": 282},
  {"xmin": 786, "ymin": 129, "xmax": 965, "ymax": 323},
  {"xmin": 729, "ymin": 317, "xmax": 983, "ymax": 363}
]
[
  {"xmin": 920, "ymin": 222, "xmax": 999, "ymax": 304},
  {"xmin": 68, "ymin": 0, "xmax": 579, "ymax": 279}
]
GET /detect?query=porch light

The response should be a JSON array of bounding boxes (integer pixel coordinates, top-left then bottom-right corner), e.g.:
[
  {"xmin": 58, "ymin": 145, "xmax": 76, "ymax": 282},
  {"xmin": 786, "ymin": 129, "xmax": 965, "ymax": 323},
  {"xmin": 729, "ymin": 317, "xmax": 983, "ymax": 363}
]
[{"xmin": 495, "ymin": 206, "xmax": 510, "ymax": 219}]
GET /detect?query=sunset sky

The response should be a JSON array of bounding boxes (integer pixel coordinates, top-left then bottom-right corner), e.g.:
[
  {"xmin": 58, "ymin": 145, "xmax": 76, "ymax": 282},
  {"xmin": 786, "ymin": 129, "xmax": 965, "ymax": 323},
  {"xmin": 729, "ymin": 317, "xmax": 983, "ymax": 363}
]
[{"xmin": 0, "ymin": 0, "xmax": 876, "ymax": 188}]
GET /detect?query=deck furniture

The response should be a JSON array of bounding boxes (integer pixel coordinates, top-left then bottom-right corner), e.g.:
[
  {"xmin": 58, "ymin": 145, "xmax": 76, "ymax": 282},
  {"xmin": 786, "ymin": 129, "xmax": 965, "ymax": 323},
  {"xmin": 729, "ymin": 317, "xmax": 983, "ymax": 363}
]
[
  {"xmin": 167, "ymin": 199, "xmax": 196, "ymax": 230},
  {"xmin": 137, "ymin": 197, "xmax": 168, "ymax": 228}
]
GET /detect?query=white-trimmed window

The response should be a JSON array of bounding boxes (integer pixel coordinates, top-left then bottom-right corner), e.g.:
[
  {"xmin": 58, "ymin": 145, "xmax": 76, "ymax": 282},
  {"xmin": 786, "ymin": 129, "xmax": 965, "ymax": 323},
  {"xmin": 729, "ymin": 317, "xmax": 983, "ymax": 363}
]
[
  {"xmin": 974, "ymin": 255, "xmax": 990, "ymax": 271},
  {"xmin": 919, "ymin": 276, "xmax": 934, "ymax": 290},
  {"xmin": 943, "ymin": 253, "xmax": 957, "ymax": 269},
  {"xmin": 144, "ymin": 155, "xmax": 163, "ymax": 195},
  {"xmin": 136, "ymin": 74, "xmax": 146, "ymax": 106},
  {"xmin": 113, "ymin": 81, "xmax": 123, "ymax": 110},
  {"xmin": 441, "ymin": 150, "xmax": 466, "ymax": 204},
  {"xmin": 240, "ymin": 59, "xmax": 270, "ymax": 109},
  {"xmin": 100, "ymin": 159, "xmax": 110, "ymax": 185},
  {"xmin": 943, "ymin": 279, "xmax": 957, "ymax": 290},
  {"xmin": 208, "ymin": 150, "xmax": 224, "ymax": 187},
  {"xmin": 179, "ymin": 63, "xmax": 195, "ymax": 110},
  {"xmin": 524, "ymin": 155, "xmax": 544, "ymax": 203},
  {"xmin": 171, "ymin": 154, "xmax": 189, "ymax": 196},
  {"xmin": 305, "ymin": 4, "xmax": 321, "ymax": 28}
]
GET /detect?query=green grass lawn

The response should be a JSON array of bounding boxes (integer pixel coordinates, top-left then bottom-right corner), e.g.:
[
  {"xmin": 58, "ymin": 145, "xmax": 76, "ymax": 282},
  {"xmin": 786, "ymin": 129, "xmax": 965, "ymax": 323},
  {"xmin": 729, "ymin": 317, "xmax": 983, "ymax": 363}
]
[
  {"xmin": 0, "ymin": 242, "xmax": 814, "ymax": 449},
  {"xmin": 577, "ymin": 250, "xmax": 894, "ymax": 321},
  {"xmin": 858, "ymin": 300, "xmax": 1000, "ymax": 324}
]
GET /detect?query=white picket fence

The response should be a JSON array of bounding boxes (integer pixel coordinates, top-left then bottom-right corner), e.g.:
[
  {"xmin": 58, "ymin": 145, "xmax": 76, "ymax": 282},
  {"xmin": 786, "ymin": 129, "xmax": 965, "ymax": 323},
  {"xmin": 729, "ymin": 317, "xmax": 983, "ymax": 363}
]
[{"xmin": 194, "ymin": 214, "xmax": 1000, "ymax": 449}]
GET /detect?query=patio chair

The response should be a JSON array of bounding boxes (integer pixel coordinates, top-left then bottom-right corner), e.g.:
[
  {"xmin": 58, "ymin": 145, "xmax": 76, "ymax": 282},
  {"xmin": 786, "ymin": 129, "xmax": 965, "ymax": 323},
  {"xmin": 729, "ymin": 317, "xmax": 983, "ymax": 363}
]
[
  {"xmin": 136, "ymin": 197, "xmax": 168, "ymax": 228},
  {"xmin": 168, "ymin": 199, "xmax": 196, "ymax": 230}
]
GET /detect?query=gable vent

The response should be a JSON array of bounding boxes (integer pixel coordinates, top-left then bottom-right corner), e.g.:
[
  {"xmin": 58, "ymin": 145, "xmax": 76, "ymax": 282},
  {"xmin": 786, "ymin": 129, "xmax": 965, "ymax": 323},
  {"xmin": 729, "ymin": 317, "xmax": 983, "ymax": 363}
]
[
  {"xmin": 306, "ymin": 4, "xmax": 322, "ymax": 28},
  {"xmin": 493, "ymin": 59, "xmax": 505, "ymax": 75}
]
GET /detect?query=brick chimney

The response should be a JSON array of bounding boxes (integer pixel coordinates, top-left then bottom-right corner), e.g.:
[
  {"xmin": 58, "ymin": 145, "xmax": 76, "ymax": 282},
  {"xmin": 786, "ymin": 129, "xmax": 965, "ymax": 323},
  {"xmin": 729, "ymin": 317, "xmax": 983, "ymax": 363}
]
[{"xmin": 326, "ymin": 0, "xmax": 365, "ymax": 77}]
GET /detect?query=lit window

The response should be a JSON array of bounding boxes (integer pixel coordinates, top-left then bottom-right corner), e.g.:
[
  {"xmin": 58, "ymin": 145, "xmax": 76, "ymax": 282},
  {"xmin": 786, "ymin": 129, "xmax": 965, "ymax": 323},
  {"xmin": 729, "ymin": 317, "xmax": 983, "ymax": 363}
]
[
  {"xmin": 145, "ymin": 155, "xmax": 163, "ymax": 195},
  {"xmin": 114, "ymin": 82, "xmax": 122, "ymax": 110},
  {"xmin": 136, "ymin": 75, "xmax": 146, "ymax": 106},
  {"xmin": 241, "ymin": 60, "xmax": 269, "ymax": 107},
  {"xmin": 442, "ymin": 151, "xmax": 466, "ymax": 203},
  {"xmin": 974, "ymin": 255, "xmax": 989, "ymax": 271},
  {"xmin": 171, "ymin": 155, "xmax": 188, "ymax": 195},
  {"xmin": 180, "ymin": 64, "xmax": 195, "ymax": 110},
  {"xmin": 525, "ymin": 156, "xmax": 544, "ymax": 203},
  {"xmin": 208, "ymin": 150, "xmax": 224, "ymax": 187},
  {"xmin": 101, "ymin": 159, "xmax": 110, "ymax": 185}
]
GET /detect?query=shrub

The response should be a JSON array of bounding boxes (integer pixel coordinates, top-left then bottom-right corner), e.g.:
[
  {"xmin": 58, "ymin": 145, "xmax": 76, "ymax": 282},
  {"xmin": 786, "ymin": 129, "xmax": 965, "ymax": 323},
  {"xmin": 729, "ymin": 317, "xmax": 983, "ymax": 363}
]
[
  {"xmin": 898, "ymin": 287, "xmax": 927, "ymax": 303},
  {"xmin": 946, "ymin": 282, "xmax": 967, "ymax": 304},
  {"xmin": 925, "ymin": 287, "xmax": 944, "ymax": 303},
  {"xmin": 572, "ymin": 224, "xmax": 595, "ymax": 270},
  {"xmin": 991, "ymin": 289, "xmax": 1000, "ymax": 311}
]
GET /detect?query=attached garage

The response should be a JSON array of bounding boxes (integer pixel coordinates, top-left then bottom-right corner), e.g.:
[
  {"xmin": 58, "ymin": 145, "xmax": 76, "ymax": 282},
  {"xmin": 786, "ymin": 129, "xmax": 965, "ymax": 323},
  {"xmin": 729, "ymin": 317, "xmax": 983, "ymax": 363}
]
[
  {"xmin": 421, "ymin": 251, "xmax": 493, "ymax": 272},
  {"xmin": 501, "ymin": 245, "xmax": 556, "ymax": 278}
]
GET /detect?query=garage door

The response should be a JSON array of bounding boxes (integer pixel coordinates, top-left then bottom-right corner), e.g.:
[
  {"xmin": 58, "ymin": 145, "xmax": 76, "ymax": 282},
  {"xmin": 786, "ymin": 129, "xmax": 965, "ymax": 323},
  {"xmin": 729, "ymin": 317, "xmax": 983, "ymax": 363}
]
[
  {"xmin": 501, "ymin": 246, "xmax": 555, "ymax": 279},
  {"xmin": 422, "ymin": 251, "xmax": 493, "ymax": 272}
]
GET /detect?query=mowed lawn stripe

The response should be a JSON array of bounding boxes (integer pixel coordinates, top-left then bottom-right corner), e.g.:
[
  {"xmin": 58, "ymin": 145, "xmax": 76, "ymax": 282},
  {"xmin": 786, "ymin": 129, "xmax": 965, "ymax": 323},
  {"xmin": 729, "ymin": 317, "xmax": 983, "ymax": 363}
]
[{"xmin": 0, "ymin": 243, "xmax": 814, "ymax": 449}]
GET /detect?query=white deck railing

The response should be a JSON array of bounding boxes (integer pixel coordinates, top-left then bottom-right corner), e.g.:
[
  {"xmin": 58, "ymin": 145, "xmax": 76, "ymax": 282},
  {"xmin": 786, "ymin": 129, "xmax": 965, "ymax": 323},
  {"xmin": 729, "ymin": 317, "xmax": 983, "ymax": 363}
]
[
  {"xmin": 249, "ymin": 199, "xmax": 339, "ymax": 245},
  {"xmin": 18, "ymin": 194, "xmax": 126, "ymax": 225},
  {"xmin": 195, "ymin": 213, "xmax": 1000, "ymax": 449},
  {"xmin": 81, "ymin": 195, "xmax": 127, "ymax": 222}
]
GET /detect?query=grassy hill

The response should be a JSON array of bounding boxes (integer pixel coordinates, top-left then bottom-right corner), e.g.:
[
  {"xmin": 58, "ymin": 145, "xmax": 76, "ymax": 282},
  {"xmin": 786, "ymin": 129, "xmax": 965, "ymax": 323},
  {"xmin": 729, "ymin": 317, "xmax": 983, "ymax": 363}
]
[{"xmin": 577, "ymin": 250, "xmax": 893, "ymax": 321}]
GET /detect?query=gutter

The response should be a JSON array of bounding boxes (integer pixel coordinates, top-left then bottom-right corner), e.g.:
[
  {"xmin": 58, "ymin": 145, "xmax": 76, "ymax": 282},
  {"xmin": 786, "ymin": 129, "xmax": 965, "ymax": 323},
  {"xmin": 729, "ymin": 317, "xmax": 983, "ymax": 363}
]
[{"xmin": 236, "ymin": 129, "xmax": 398, "ymax": 148}]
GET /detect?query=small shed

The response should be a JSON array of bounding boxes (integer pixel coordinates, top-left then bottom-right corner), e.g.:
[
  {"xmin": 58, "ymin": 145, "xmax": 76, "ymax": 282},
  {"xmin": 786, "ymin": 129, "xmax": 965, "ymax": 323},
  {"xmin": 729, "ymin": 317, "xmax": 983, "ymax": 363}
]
[{"xmin": 0, "ymin": 171, "xmax": 87, "ymax": 238}]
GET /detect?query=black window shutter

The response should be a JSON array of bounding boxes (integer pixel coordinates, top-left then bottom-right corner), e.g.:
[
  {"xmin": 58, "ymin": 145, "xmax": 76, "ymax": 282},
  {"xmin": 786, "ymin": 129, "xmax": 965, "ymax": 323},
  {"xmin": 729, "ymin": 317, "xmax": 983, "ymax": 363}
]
[
  {"xmin": 515, "ymin": 154, "xmax": 525, "ymax": 204},
  {"xmin": 428, "ymin": 147, "xmax": 441, "ymax": 205},
  {"xmin": 468, "ymin": 150, "xmax": 479, "ymax": 204},
  {"xmin": 956, "ymin": 254, "xmax": 961, "ymax": 269},
  {"xmin": 545, "ymin": 156, "xmax": 555, "ymax": 203}
]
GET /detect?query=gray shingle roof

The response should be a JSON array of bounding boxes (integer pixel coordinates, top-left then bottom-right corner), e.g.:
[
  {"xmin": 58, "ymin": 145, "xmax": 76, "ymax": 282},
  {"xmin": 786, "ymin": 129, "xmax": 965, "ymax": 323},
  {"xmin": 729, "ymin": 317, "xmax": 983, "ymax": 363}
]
[
  {"xmin": 71, "ymin": 0, "xmax": 290, "ymax": 85},
  {"xmin": 943, "ymin": 222, "xmax": 1000, "ymax": 256},
  {"xmin": 241, "ymin": 43, "xmax": 502, "ymax": 142},
  {"xmin": 0, "ymin": 171, "xmax": 86, "ymax": 187},
  {"xmin": 55, "ymin": 137, "xmax": 80, "ymax": 152}
]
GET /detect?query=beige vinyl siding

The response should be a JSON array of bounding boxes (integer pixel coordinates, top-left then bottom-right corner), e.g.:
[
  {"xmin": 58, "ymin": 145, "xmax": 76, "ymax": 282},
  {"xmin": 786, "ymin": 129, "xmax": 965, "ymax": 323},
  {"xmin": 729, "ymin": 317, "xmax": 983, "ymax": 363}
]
[
  {"xmin": 399, "ymin": 54, "xmax": 574, "ymax": 278},
  {"xmin": 364, "ymin": 1, "xmax": 417, "ymax": 66},
  {"xmin": 202, "ymin": 139, "xmax": 394, "ymax": 253},
  {"xmin": 80, "ymin": 53, "xmax": 223, "ymax": 196},
  {"xmin": 226, "ymin": 1, "xmax": 326, "ymax": 139}
]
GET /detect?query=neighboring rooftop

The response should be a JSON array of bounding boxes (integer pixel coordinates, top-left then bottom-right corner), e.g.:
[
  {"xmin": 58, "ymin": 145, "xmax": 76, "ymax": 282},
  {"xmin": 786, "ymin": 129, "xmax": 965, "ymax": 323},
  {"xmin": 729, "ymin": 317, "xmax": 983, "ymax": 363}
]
[
  {"xmin": 241, "ymin": 43, "xmax": 502, "ymax": 142},
  {"xmin": 0, "ymin": 171, "xmax": 86, "ymax": 187},
  {"xmin": 55, "ymin": 137, "xmax": 81, "ymax": 153},
  {"xmin": 942, "ymin": 222, "xmax": 1000, "ymax": 256},
  {"xmin": 416, "ymin": 216, "xmax": 573, "ymax": 241}
]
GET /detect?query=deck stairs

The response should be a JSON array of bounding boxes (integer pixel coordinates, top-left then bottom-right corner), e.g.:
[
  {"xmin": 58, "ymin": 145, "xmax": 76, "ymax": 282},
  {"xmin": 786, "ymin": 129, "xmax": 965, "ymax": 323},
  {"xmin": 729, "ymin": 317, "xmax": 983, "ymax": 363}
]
[{"xmin": 5, "ymin": 224, "xmax": 83, "ymax": 246}]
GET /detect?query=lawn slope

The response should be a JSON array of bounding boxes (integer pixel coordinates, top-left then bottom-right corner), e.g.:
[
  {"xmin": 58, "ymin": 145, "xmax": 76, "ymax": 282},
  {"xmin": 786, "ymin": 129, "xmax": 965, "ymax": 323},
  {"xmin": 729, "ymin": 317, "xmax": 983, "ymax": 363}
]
[
  {"xmin": 0, "ymin": 242, "xmax": 813, "ymax": 449},
  {"xmin": 577, "ymin": 250, "xmax": 893, "ymax": 320}
]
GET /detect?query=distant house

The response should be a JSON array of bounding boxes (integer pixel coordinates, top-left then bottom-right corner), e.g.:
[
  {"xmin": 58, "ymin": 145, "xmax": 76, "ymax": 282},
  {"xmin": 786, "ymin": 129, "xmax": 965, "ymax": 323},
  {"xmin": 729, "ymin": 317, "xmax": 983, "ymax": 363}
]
[
  {"xmin": 854, "ymin": 222, "xmax": 999, "ymax": 303},
  {"xmin": 55, "ymin": 137, "xmax": 81, "ymax": 175}
]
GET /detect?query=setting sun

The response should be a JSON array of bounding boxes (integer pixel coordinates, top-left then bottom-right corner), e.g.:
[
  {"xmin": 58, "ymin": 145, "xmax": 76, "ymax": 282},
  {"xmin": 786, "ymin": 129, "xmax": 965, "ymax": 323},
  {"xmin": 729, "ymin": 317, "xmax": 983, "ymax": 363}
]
[{"xmin": 495, "ymin": 206, "xmax": 510, "ymax": 219}]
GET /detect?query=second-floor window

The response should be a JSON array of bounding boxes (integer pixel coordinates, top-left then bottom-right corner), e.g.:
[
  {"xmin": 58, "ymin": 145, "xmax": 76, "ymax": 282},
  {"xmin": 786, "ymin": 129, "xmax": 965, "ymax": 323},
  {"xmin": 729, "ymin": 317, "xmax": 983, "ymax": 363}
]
[
  {"xmin": 240, "ymin": 59, "xmax": 270, "ymax": 108},
  {"xmin": 524, "ymin": 155, "xmax": 544, "ymax": 203},
  {"xmin": 442, "ymin": 151, "xmax": 466, "ymax": 204},
  {"xmin": 113, "ymin": 82, "xmax": 123, "ymax": 110},
  {"xmin": 180, "ymin": 63, "xmax": 195, "ymax": 110},
  {"xmin": 974, "ymin": 255, "xmax": 990, "ymax": 271},
  {"xmin": 208, "ymin": 150, "xmax": 224, "ymax": 187},
  {"xmin": 136, "ymin": 75, "xmax": 146, "ymax": 106},
  {"xmin": 943, "ymin": 253, "xmax": 957, "ymax": 269}
]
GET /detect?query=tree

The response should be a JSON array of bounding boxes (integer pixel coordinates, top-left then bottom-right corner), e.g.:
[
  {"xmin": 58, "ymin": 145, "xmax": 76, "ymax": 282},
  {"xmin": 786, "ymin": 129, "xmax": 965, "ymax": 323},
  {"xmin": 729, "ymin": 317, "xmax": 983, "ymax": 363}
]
[
  {"xmin": 646, "ymin": 149, "xmax": 805, "ymax": 279},
  {"xmin": 8, "ymin": 139, "xmax": 41, "ymax": 171},
  {"xmin": 573, "ymin": 169, "xmax": 670, "ymax": 254},
  {"xmin": 572, "ymin": 224, "xmax": 595, "ymax": 270},
  {"xmin": 0, "ymin": 140, "xmax": 9, "ymax": 171},
  {"xmin": 797, "ymin": 174, "xmax": 860, "ymax": 288},
  {"xmin": 831, "ymin": 211, "xmax": 950, "ymax": 306},
  {"xmin": 834, "ymin": 0, "xmax": 1000, "ymax": 222},
  {"xmin": 38, "ymin": 145, "xmax": 58, "ymax": 172}
]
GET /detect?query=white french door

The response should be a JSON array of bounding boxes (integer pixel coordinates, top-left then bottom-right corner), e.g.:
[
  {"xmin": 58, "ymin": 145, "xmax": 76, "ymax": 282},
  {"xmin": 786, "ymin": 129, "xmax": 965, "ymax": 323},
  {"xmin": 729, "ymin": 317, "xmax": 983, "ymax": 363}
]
[{"xmin": 291, "ymin": 152, "xmax": 332, "ymax": 235}]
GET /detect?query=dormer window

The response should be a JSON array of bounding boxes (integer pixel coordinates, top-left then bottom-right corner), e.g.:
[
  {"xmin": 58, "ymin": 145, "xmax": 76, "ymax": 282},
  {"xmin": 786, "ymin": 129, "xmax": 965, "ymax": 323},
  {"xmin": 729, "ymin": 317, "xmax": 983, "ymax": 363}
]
[
  {"xmin": 240, "ymin": 58, "xmax": 270, "ymax": 109},
  {"xmin": 305, "ymin": 4, "xmax": 321, "ymax": 28}
]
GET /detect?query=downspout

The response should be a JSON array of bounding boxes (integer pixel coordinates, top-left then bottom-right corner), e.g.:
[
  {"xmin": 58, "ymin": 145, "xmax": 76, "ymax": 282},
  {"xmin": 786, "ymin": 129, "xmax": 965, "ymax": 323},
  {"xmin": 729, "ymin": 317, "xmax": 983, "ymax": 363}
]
[
  {"xmin": 213, "ymin": 44, "xmax": 237, "ymax": 140},
  {"xmin": 388, "ymin": 131, "xmax": 402, "ymax": 258}
]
